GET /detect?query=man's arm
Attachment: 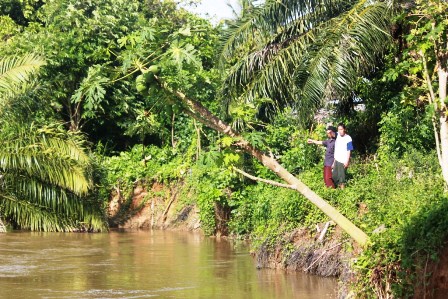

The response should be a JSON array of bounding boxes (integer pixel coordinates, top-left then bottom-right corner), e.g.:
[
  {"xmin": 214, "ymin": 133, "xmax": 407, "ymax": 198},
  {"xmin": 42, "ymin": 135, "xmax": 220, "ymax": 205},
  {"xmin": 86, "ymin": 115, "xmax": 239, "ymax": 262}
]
[
  {"xmin": 344, "ymin": 139, "xmax": 354, "ymax": 168},
  {"xmin": 307, "ymin": 139, "xmax": 323, "ymax": 145},
  {"xmin": 344, "ymin": 150, "xmax": 351, "ymax": 168}
]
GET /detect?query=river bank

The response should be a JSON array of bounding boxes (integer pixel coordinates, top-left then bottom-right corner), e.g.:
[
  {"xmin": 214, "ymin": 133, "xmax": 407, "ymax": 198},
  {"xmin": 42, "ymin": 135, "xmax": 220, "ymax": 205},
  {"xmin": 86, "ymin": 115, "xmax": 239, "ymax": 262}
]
[
  {"xmin": 106, "ymin": 175, "xmax": 448, "ymax": 298},
  {"xmin": 107, "ymin": 180, "xmax": 354, "ymax": 295}
]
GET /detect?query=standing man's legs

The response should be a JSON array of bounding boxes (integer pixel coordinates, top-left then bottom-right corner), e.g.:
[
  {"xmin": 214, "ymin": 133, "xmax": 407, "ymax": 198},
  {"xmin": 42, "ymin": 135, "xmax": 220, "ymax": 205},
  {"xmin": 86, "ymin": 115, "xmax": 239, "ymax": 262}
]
[
  {"xmin": 323, "ymin": 166, "xmax": 335, "ymax": 188},
  {"xmin": 332, "ymin": 161, "xmax": 346, "ymax": 188}
]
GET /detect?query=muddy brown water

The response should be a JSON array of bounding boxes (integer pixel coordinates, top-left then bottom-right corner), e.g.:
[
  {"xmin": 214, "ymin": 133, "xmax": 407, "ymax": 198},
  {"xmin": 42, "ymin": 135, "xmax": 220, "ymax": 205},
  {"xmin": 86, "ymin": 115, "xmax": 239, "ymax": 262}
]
[{"xmin": 0, "ymin": 230, "xmax": 337, "ymax": 298}]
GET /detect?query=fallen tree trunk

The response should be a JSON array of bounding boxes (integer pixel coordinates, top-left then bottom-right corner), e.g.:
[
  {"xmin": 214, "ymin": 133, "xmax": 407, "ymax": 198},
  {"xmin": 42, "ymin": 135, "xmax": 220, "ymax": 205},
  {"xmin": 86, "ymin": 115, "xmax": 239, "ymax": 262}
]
[{"xmin": 155, "ymin": 76, "xmax": 369, "ymax": 247}]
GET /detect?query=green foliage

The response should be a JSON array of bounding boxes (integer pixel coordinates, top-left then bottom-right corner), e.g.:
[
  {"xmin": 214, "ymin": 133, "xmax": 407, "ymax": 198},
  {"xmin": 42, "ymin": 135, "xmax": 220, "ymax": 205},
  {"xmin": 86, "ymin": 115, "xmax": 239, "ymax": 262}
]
[
  {"xmin": 178, "ymin": 157, "xmax": 238, "ymax": 235},
  {"xmin": 0, "ymin": 15, "xmax": 19, "ymax": 39},
  {"xmin": 71, "ymin": 65, "xmax": 109, "ymax": 120},
  {"xmin": 336, "ymin": 151, "xmax": 446, "ymax": 297},
  {"xmin": 0, "ymin": 0, "xmax": 220, "ymax": 150},
  {"xmin": 228, "ymin": 183, "xmax": 315, "ymax": 239},
  {"xmin": 0, "ymin": 53, "xmax": 45, "ymax": 98},
  {"xmin": 0, "ymin": 124, "xmax": 106, "ymax": 231},
  {"xmin": 377, "ymin": 104, "xmax": 434, "ymax": 159},
  {"xmin": 101, "ymin": 144, "xmax": 182, "ymax": 192},
  {"xmin": 263, "ymin": 111, "xmax": 322, "ymax": 174},
  {"xmin": 167, "ymin": 39, "xmax": 202, "ymax": 70},
  {"xmin": 0, "ymin": 53, "xmax": 105, "ymax": 232}
]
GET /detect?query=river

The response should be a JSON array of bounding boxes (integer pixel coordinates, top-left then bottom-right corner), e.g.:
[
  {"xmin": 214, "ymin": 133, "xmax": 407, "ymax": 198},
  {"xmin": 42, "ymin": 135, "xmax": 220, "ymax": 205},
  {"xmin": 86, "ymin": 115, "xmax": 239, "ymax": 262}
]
[{"xmin": 0, "ymin": 230, "xmax": 337, "ymax": 298}]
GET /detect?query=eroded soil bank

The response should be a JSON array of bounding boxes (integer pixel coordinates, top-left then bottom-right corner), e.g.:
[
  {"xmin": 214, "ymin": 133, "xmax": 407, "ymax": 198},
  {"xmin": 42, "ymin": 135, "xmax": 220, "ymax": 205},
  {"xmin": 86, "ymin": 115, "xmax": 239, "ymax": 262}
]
[{"xmin": 108, "ymin": 180, "xmax": 201, "ymax": 231}]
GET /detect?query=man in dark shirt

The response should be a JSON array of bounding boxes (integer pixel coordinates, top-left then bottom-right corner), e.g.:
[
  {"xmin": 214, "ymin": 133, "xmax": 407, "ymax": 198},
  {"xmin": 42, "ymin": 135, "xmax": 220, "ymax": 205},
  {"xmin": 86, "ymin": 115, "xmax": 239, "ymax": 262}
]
[{"xmin": 307, "ymin": 126, "xmax": 337, "ymax": 188}]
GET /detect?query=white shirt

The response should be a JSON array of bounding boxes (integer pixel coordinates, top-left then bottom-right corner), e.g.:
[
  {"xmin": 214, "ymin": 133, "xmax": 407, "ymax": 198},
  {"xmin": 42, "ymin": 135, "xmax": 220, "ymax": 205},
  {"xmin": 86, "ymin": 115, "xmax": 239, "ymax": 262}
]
[{"xmin": 334, "ymin": 134, "xmax": 353, "ymax": 164}]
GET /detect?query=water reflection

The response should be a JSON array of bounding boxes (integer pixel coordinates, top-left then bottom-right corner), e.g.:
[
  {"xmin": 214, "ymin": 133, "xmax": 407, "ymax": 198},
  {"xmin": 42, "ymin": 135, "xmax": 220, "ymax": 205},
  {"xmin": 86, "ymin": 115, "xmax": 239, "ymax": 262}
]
[{"xmin": 0, "ymin": 230, "xmax": 337, "ymax": 298}]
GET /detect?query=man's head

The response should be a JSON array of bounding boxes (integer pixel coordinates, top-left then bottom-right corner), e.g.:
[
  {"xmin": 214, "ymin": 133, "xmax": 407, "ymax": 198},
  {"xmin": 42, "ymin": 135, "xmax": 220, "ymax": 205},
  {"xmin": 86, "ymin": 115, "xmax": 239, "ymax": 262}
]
[
  {"xmin": 326, "ymin": 126, "xmax": 337, "ymax": 138},
  {"xmin": 337, "ymin": 123, "xmax": 346, "ymax": 137}
]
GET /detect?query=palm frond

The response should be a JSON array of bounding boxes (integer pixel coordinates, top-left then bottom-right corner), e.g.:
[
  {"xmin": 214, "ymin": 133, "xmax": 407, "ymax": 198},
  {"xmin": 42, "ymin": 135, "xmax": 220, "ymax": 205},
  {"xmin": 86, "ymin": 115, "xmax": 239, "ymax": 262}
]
[
  {"xmin": 219, "ymin": 0, "xmax": 353, "ymax": 65},
  {"xmin": 0, "ymin": 194, "xmax": 75, "ymax": 232},
  {"xmin": 0, "ymin": 125, "xmax": 92, "ymax": 196},
  {"xmin": 1, "ymin": 178, "xmax": 106, "ymax": 231},
  {"xmin": 2, "ymin": 175, "xmax": 84, "ymax": 216},
  {"xmin": 219, "ymin": 0, "xmax": 357, "ymax": 111},
  {"xmin": 0, "ymin": 55, "xmax": 104, "ymax": 232},
  {"xmin": 0, "ymin": 177, "xmax": 106, "ymax": 231},
  {"xmin": 219, "ymin": 0, "xmax": 396, "ymax": 120},
  {"xmin": 0, "ymin": 54, "xmax": 45, "ymax": 95},
  {"xmin": 299, "ymin": 1, "xmax": 393, "ymax": 102}
]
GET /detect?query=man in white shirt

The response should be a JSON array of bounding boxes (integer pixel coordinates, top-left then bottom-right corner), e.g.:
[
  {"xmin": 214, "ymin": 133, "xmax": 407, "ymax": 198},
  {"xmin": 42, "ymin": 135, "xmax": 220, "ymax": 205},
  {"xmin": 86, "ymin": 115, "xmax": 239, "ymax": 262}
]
[{"xmin": 332, "ymin": 123, "xmax": 353, "ymax": 189}]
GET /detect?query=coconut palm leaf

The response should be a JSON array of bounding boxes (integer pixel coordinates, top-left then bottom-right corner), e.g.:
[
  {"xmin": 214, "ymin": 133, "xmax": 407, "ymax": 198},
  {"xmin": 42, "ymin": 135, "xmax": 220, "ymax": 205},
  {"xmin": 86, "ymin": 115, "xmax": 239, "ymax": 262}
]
[
  {"xmin": 0, "ymin": 177, "xmax": 105, "ymax": 231},
  {"xmin": 4, "ymin": 176, "xmax": 84, "ymax": 216},
  {"xmin": 220, "ymin": 0, "xmax": 395, "ymax": 121},
  {"xmin": 0, "ymin": 125, "xmax": 92, "ymax": 195},
  {"xmin": 0, "ymin": 195, "xmax": 76, "ymax": 231},
  {"xmin": 0, "ymin": 54, "xmax": 45, "ymax": 98},
  {"xmin": 0, "ymin": 125, "xmax": 105, "ymax": 231}
]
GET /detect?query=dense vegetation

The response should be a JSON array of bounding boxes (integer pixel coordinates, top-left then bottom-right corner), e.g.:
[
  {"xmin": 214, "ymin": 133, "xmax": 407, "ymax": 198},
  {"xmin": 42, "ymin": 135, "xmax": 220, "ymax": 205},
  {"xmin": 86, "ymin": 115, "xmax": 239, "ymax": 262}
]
[{"xmin": 1, "ymin": 0, "xmax": 447, "ymax": 297}]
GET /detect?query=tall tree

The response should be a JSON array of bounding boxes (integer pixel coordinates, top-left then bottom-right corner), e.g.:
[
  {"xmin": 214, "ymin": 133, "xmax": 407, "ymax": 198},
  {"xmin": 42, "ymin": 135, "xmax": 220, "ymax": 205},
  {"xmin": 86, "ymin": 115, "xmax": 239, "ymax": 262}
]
[{"xmin": 403, "ymin": 0, "xmax": 448, "ymax": 186}]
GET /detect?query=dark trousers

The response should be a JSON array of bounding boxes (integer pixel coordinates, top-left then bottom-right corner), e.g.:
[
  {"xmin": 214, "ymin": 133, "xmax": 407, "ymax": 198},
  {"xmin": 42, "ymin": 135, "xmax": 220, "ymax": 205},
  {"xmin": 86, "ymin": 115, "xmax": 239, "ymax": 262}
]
[
  {"xmin": 332, "ymin": 161, "xmax": 346, "ymax": 186},
  {"xmin": 324, "ymin": 166, "xmax": 335, "ymax": 188}
]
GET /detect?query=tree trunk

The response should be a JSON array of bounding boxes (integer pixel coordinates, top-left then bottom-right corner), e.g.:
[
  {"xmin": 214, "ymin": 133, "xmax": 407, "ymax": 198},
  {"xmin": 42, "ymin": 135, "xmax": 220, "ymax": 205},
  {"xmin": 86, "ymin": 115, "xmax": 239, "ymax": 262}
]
[
  {"xmin": 193, "ymin": 120, "xmax": 201, "ymax": 160},
  {"xmin": 438, "ymin": 67, "xmax": 448, "ymax": 186},
  {"xmin": 171, "ymin": 112, "xmax": 175, "ymax": 148},
  {"xmin": 156, "ymin": 76, "xmax": 369, "ymax": 246},
  {"xmin": 0, "ymin": 218, "xmax": 6, "ymax": 233}
]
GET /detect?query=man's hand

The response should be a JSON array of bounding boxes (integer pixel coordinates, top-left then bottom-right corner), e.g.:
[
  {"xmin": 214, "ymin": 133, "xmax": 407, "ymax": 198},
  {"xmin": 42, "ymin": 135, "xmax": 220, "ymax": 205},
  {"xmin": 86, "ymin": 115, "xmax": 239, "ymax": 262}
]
[{"xmin": 307, "ymin": 139, "xmax": 314, "ymax": 144}]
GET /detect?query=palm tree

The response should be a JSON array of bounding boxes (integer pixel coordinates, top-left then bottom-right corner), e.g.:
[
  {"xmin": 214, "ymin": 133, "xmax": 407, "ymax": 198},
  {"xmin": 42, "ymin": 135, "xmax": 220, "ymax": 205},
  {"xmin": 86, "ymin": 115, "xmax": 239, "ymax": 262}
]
[
  {"xmin": 0, "ymin": 54, "xmax": 106, "ymax": 232},
  {"xmin": 193, "ymin": 0, "xmax": 397, "ymax": 244},
  {"xmin": 221, "ymin": 0, "xmax": 448, "ymax": 188},
  {"xmin": 219, "ymin": 0, "xmax": 396, "ymax": 121}
]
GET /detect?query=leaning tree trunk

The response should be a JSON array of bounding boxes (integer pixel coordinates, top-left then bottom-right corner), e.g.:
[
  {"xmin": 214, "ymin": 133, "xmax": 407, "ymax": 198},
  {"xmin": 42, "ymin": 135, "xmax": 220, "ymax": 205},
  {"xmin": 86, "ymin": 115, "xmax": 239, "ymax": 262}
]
[{"xmin": 155, "ymin": 76, "xmax": 369, "ymax": 246}]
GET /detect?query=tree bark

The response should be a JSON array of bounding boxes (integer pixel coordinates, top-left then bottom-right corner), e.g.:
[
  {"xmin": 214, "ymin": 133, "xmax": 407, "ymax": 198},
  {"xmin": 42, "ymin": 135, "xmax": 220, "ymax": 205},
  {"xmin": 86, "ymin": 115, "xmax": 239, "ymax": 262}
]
[
  {"xmin": 0, "ymin": 218, "xmax": 6, "ymax": 233},
  {"xmin": 438, "ymin": 67, "xmax": 448, "ymax": 186},
  {"xmin": 155, "ymin": 76, "xmax": 369, "ymax": 246}
]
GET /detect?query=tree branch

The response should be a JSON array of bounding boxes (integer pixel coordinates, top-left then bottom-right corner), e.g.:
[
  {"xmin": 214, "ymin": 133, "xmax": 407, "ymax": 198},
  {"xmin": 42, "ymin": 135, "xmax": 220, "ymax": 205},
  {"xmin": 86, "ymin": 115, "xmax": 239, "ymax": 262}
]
[{"xmin": 233, "ymin": 167, "xmax": 297, "ymax": 190}]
